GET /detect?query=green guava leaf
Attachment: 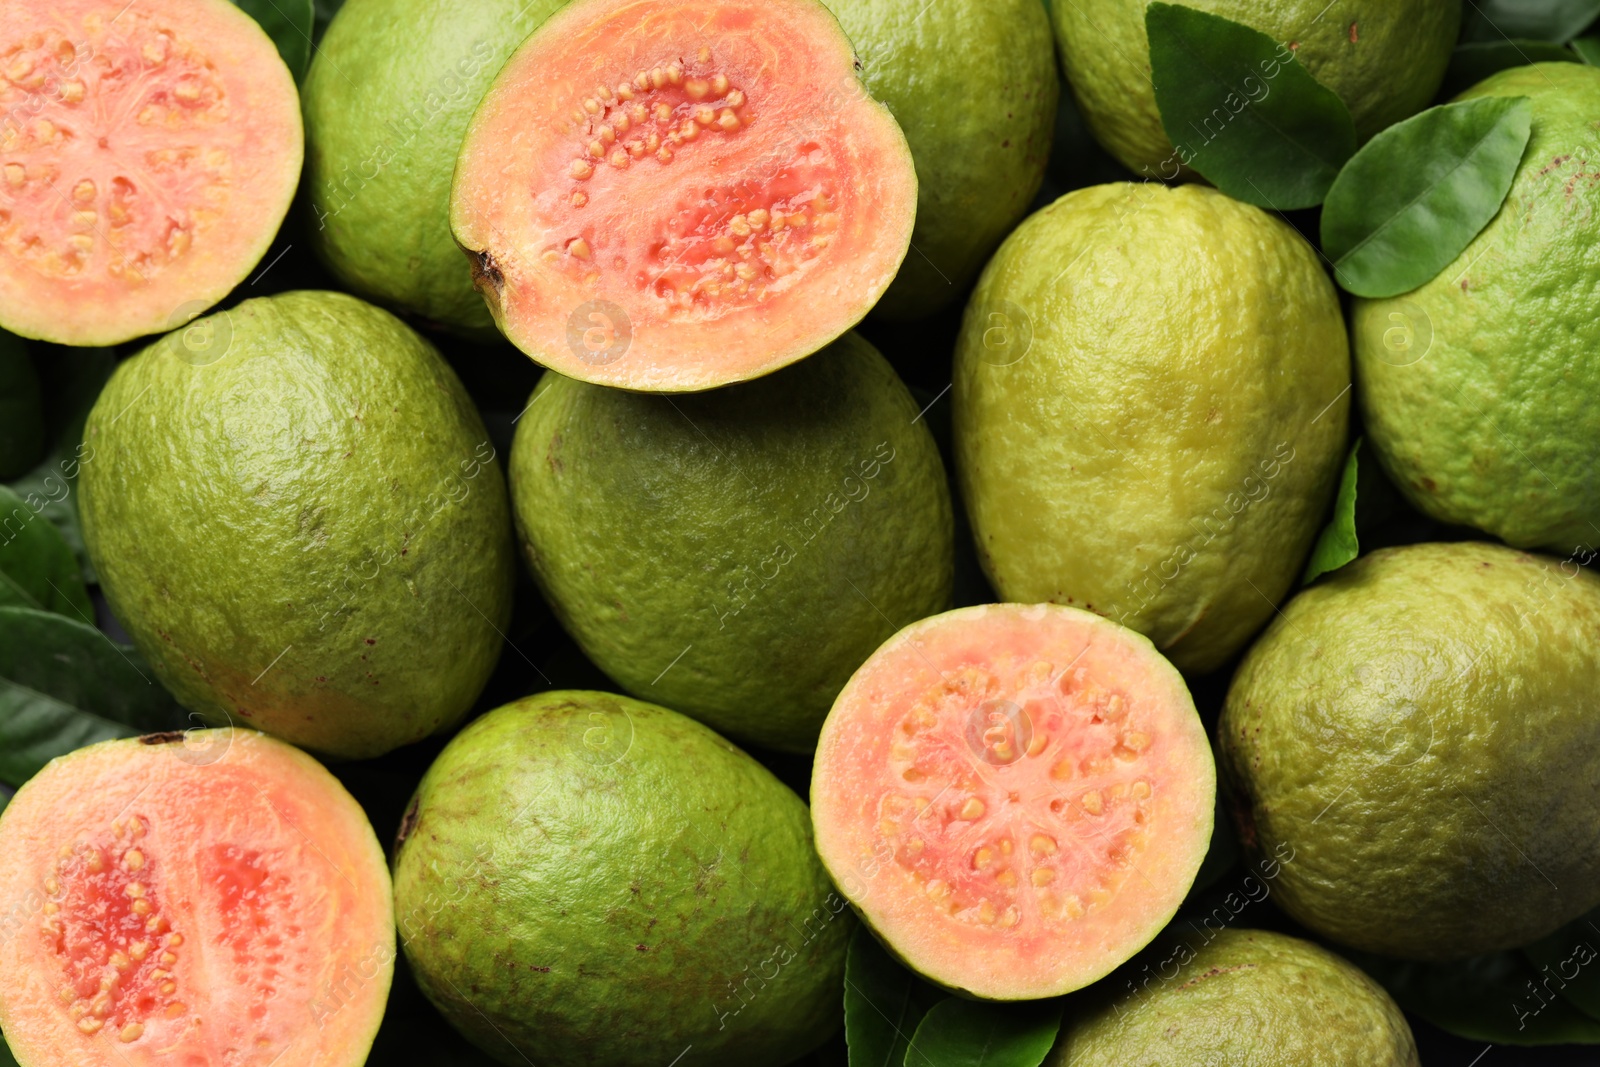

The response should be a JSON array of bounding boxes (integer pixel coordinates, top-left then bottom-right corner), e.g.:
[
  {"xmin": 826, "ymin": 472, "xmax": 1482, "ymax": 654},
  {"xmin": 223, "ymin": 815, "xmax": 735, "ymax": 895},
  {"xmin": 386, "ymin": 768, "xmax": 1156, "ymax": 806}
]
[
  {"xmin": 0, "ymin": 486, "xmax": 92, "ymax": 619},
  {"xmin": 1574, "ymin": 35, "xmax": 1600, "ymax": 63},
  {"xmin": 1463, "ymin": 0, "xmax": 1600, "ymax": 43},
  {"xmin": 1522, "ymin": 908, "xmax": 1600, "ymax": 1023},
  {"xmin": 845, "ymin": 925, "xmax": 945, "ymax": 1067},
  {"xmin": 1322, "ymin": 98, "xmax": 1531, "ymax": 298},
  {"xmin": 0, "ymin": 332, "xmax": 43, "ymax": 481},
  {"xmin": 1354, "ymin": 950, "xmax": 1600, "ymax": 1045},
  {"xmin": 1440, "ymin": 40, "xmax": 1580, "ymax": 98},
  {"xmin": 0, "ymin": 607, "xmax": 185, "ymax": 788},
  {"xmin": 1145, "ymin": 2, "xmax": 1356, "ymax": 209},
  {"xmin": 231, "ymin": 0, "xmax": 315, "ymax": 80},
  {"xmin": 902, "ymin": 996, "xmax": 1061, "ymax": 1067},
  {"xmin": 1302, "ymin": 438, "xmax": 1361, "ymax": 583},
  {"xmin": 6, "ymin": 346, "xmax": 116, "ymax": 586}
]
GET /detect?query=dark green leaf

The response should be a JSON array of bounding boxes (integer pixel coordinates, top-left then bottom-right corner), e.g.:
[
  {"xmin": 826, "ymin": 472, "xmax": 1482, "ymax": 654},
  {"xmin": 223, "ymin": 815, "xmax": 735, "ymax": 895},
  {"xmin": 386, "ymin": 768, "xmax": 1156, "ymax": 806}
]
[
  {"xmin": 0, "ymin": 332, "xmax": 43, "ymax": 481},
  {"xmin": 0, "ymin": 486, "xmax": 92, "ymax": 618},
  {"xmin": 1323, "ymin": 97, "xmax": 1531, "ymax": 299},
  {"xmin": 1440, "ymin": 40, "xmax": 1580, "ymax": 98},
  {"xmin": 903, "ymin": 997, "xmax": 1061, "ymax": 1067},
  {"xmin": 6, "ymin": 347, "xmax": 115, "ymax": 585},
  {"xmin": 0, "ymin": 607, "xmax": 185, "ymax": 787},
  {"xmin": 0, "ymin": 786, "xmax": 9, "ymax": 820},
  {"xmin": 846, "ymin": 926, "xmax": 946, "ymax": 1067},
  {"xmin": 1354, "ymin": 950, "xmax": 1600, "ymax": 1045},
  {"xmin": 1145, "ymin": 2, "xmax": 1356, "ymax": 209},
  {"xmin": 1522, "ymin": 907, "xmax": 1600, "ymax": 1023},
  {"xmin": 0, "ymin": 1031, "xmax": 17, "ymax": 1067},
  {"xmin": 1574, "ymin": 35, "xmax": 1600, "ymax": 63},
  {"xmin": 1463, "ymin": 0, "xmax": 1600, "ymax": 43},
  {"xmin": 231, "ymin": 0, "xmax": 315, "ymax": 80}
]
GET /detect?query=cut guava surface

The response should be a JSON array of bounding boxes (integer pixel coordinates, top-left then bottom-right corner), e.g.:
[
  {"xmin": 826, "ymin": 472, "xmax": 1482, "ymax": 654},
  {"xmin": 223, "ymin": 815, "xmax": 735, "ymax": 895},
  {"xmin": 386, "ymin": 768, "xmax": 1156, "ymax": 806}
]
[
  {"xmin": 811, "ymin": 603, "xmax": 1215, "ymax": 1000},
  {"xmin": 450, "ymin": 0, "xmax": 917, "ymax": 391},
  {"xmin": 0, "ymin": 0, "xmax": 302, "ymax": 346},
  {"xmin": 0, "ymin": 730, "xmax": 392, "ymax": 1067}
]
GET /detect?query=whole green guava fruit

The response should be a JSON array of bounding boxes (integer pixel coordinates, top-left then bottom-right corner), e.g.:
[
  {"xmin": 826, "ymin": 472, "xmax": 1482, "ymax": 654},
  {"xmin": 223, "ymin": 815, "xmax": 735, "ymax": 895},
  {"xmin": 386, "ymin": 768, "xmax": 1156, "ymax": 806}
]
[
  {"xmin": 1220, "ymin": 541, "xmax": 1600, "ymax": 959},
  {"xmin": 302, "ymin": 0, "xmax": 564, "ymax": 335},
  {"xmin": 79, "ymin": 291, "xmax": 515, "ymax": 759},
  {"xmin": 1050, "ymin": 929, "xmax": 1418, "ymax": 1065},
  {"xmin": 825, "ymin": 0, "xmax": 1056, "ymax": 320},
  {"xmin": 1052, "ymin": 0, "xmax": 1460, "ymax": 178},
  {"xmin": 508, "ymin": 332, "xmax": 953, "ymax": 752},
  {"xmin": 393, "ymin": 689, "xmax": 852, "ymax": 1067},
  {"xmin": 1354, "ymin": 63, "xmax": 1600, "ymax": 552},
  {"xmin": 953, "ymin": 182, "xmax": 1349, "ymax": 674}
]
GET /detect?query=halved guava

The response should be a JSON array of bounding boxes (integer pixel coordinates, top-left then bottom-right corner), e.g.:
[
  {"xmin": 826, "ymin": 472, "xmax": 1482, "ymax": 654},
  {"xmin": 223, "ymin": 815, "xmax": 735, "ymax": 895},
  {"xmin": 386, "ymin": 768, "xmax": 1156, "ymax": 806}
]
[
  {"xmin": 0, "ymin": 729, "xmax": 392, "ymax": 1067},
  {"xmin": 0, "ymin": 0, "xmax": 302, "ymax": 346},
  {"xmin": 811, "ymin": 603, "xmax": 1215, "ymax": 1000},
  {"xmin": 450, "ymin": 0, "xmax": 917, "ymax": 391}
]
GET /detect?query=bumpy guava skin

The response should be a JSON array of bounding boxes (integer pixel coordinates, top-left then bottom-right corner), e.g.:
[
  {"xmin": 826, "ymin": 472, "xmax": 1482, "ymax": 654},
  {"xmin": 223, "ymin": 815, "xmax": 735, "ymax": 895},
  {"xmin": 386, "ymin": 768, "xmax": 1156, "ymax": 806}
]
[
  {"xmin": 1052, "ymin": 0, "xmax": 1460, "ymax": 178},
  {"xmin": 1220, "ymin": 542, "xmax": 1600, "ymax": 959},
  {"xmin": 1354, "ymin": 64, "xmax": 1600, "ymax": 551},
  {"xmin": 303, "ymin": 0, "xmax": 563, "ymax": 335},
  {"xmin": 825, "ymin": 0, "xmax": 1056, "ymax": 319},
  {"xmin": 509, "ymin": 333, "xmax": 953, "ymax": 752},
  {"xmin": 393, "ymin": 690, "xmax": 852, "ymax": 1067},
  {"xmin": 953, "ymin": 183, "xmax": 1349, "ymax": 674},
  {"xmin": 1050, "ymin": 929, "xmax": 1418, "ymax": 1066},
  {"xmin": 79, "ymin": 291, "xmax": 515, "ymax": 759}
]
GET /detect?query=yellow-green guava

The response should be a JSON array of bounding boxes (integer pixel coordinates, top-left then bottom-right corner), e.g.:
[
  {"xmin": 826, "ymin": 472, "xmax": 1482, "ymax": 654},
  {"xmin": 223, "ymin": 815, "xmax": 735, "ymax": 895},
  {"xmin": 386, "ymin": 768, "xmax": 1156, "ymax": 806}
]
[
  {"xmin": 1050, "ymin": 929, "xmax": 1418, "ymax": 1065},
  {"xmin": 1220, "ymin": 541, "xmax": 1600, "ymax": 959},
  {"xmin": 825, "ymin": 0, "xmax": 1057, "ymax": 319},
  {"xmin": 392, "ymin": 689, "xmax": 852, "ymax": 1067},
  {"xmin": 953, "ymin": 183, "xmax": 1349, "ymax": 674},
  {"xmin": 78, "ymin": 291, "xmax": 515, "ymax": 759},
  {"xmin": 303, "ymin": 0, "xmax": 564, "ymax": 335},
  {"xmin": 1353, "ymin": 64, "xmax": 1600, "ymax": 552},
  {"xmin": 1052, "ymin": 0, "xmax": 1461, "ymax": 178},
  {"xmin": 508, "ymin": 333, "xmax": 953, "ymax": 752}
]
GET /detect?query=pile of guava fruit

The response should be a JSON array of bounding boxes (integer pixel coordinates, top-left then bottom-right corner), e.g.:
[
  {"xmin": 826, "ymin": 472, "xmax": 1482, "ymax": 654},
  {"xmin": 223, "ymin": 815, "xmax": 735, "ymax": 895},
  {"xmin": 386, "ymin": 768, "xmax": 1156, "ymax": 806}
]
[{"xmin": 2, "ymin": 0, "xmax": 1599, "ymax": 1064}]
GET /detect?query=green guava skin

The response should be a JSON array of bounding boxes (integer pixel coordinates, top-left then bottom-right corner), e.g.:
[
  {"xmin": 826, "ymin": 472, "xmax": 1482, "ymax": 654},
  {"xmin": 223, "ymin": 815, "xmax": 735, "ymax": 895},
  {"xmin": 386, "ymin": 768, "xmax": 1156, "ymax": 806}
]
[
  {"xmin": 1220, "ymin": 541, "xmax": 1600, "ymax": 960},
  {"xmin": 303, "ymin": 0, "xmax": 562, "ymax": 336},
  {"xmin": 78, "ymin": 291, "xmax": 514, "ymax": 760},
  {"xmin": 509, "ymin": 333, "xmax": 953, "ymax": 752},
  {"xmin": 1354, "ymin": 64, "xmax": 1600, "ymax": 552},
  {"xmin": 393, "ymin": 689, "xmax": 852, "ymax": 1067},
  {"xmin": 825, "ymin": 0, "xmax": 1057, "ymax": 320},
  {"xmin": 1052, "ymin": 0, "xmax": 1460, "ymax": 177},
  {"xmin": 1050, "ymin": 929, "xmax": 1418, "ymax": 1066},
  {"xmin": 952, "ymin": 183, "xmax": 1349, "ymax": 674}
]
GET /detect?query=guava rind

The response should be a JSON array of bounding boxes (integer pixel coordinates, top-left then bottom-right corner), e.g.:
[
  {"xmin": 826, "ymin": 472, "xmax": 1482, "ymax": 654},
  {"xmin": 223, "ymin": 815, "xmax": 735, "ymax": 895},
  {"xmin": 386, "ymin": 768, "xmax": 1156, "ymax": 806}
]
[
  {"xmin": 953, "ymin": 183, "xmax": 1349, "ymax": 674},
  {"xmin": 303, "ymin": 0, "xmax": 562, "ymax": 336},
  {"xmin": 1219, "ymin": 541, "xmax": 1600, "ymax": 959},
  {"xmin": 392, "ymin": 689, "xmax": 852, "ymax": 1067},
  {"xmin": 78, "ymin": 291, "xmax": 515, "ymax": 760},
  {"xmin": 1051, "ymin": 0, "xmax": 1460, "ymax": 177},
  {"xmin": 825, "ymin": 0, "xmax": 1056, "ymax": 320},
  {"xmin": 1049, "ymin": 929, "xmax": 1418, "ymax": 1066},
  {"xmin": 1353, "ymin": 63, "xmax": 1600, "ymax": 552},
  {"xmin": 508, "ymin": 333, "xmax": 953, "ymax": 752}
]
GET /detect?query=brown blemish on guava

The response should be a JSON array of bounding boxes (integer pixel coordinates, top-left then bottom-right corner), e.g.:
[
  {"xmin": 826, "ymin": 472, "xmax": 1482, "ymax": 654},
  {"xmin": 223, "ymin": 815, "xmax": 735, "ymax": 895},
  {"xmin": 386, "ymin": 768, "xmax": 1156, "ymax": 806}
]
[
  {"xmin": 396, "ymin": 796, "xmax": 421, "ymax": 852},
  {"xmin": 469, "ymin": 249, "xmax": 505, "ymax": 299},
  {"xmin": 139, "ymin": 732, "xmax": 186, "ymax": 745}
]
